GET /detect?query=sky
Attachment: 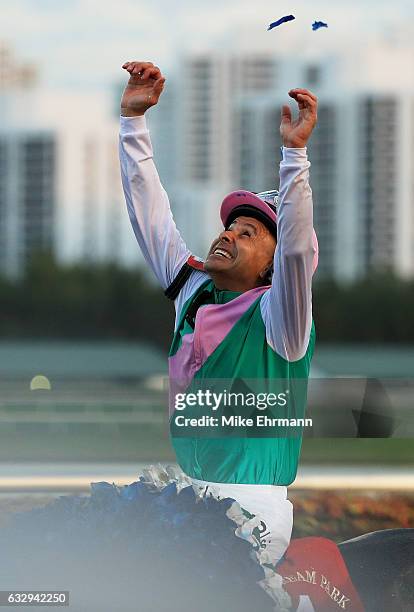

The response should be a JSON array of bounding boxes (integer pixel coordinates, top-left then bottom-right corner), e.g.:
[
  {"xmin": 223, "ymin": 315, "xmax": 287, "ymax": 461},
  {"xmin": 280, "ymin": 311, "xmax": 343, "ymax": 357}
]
[{"xmin": 1, "ymin": 0, "xmax": 414, "ymax": 91}]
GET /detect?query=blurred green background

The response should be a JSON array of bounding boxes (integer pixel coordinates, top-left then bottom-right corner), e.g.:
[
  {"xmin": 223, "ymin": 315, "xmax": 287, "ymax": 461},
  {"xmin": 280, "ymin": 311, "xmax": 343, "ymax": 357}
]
[{"xmin": 0, "ymin": 253, "xmax": 412, "ymax": 466}]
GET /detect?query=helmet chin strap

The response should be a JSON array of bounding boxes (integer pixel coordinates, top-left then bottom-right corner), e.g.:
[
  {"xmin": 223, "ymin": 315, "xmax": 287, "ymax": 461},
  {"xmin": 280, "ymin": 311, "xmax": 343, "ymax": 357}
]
[{"xmin": 259, "ymin": 263, "xmax": 274, "ymax": 286}]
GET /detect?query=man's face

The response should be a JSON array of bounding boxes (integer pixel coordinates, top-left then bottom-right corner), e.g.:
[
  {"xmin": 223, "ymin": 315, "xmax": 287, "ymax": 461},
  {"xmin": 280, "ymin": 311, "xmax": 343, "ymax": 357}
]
[{"xmin": 204, "ymin": 215, "xmax": 276, "ymax": 291}]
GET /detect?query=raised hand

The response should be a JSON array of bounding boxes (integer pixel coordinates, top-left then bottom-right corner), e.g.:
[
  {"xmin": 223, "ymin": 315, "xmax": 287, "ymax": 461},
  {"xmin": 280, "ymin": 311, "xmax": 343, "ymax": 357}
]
[
  {"xmin": 121, "ymin": 61, "xmax": 166, "ymax": 117},
  {"xmin": 280, "ymin": 89, "xmax": 318, "ymax": 148}
]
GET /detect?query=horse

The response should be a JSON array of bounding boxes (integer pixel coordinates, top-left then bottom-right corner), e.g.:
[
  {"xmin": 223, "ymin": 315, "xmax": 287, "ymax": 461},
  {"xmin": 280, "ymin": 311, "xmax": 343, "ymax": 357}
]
[{"xmin": 339, "ymin": 528, "xmax": 414, "ymax": 612}]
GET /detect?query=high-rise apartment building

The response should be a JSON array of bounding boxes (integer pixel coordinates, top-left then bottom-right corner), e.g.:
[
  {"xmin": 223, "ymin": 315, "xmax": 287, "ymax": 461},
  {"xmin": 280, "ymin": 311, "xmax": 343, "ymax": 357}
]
[
  {"xmin": 170, "ymin": 53, "xmax": 342, "ymax": 277},
  {"xmin": 306, "ymin": 102, "xmax": 339, "ymax": 279},
  {"xmin": 0, "ymin": 131, "xmax": 56, "ymax": 277},
  {"xmin": 2, "ymin": 42, "xmax": 413, "ymax": 282},
  {"xmin": 0, "ymin": 119, "xmax": 138, "ymax": 278},
  {"xmin": 167, "ymin": 54, "xmax": 279, "ymax": 257},
  {"xmin": 232, "ymin": 96, "xmax": 340, "ymax": 279},
  {"xmin": 0, "ymin": 78, "xmax": 142, "ymax": 277},
  {"xmin": 0, "ymin": 44, "xmax": 46, "ymax": 277},
  {"xmin": 0, "ymin": 42, "xmax": 146, "ymax": 278},
  {"xmin": 356, "ymin": 94, "xmax": 414, "ymax": 278},
  {"xmin": 168, "ymin": 49, "xmax": 414, "ymax": 281},
  {"xmin": 179, "ymin": 53, "xmax": 277, "ymax": 187}
]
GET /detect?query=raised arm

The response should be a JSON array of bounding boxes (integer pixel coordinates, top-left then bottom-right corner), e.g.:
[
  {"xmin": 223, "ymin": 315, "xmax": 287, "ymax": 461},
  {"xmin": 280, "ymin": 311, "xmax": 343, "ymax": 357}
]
[
  {"xmin": 119, "ymin": 61, "xmax": 190, "ymax": 289},
  {"xmin": 261, "ymin": 89, "xmax": 318, "ymax": 362}
]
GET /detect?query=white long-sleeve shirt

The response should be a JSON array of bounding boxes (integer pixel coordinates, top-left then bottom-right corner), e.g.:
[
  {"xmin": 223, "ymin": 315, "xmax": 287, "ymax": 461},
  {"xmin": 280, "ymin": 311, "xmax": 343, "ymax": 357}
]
[{"xmin": 119, "ymin": 114, "xmax": 316, "ymax": 362}]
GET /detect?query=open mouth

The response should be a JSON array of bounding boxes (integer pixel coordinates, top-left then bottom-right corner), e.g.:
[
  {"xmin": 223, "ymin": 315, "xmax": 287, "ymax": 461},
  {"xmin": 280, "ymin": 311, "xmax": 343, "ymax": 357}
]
[{"xmin": 211, "ymin": 248, "xmax": 233, "ymax": 260}]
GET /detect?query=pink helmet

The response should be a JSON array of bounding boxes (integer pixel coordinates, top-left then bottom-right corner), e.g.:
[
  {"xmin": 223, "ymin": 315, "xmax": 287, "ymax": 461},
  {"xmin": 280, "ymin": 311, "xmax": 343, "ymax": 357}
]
[{"xmin": 220, "ymin": 189, "xmax": 319, "ymax": 274}]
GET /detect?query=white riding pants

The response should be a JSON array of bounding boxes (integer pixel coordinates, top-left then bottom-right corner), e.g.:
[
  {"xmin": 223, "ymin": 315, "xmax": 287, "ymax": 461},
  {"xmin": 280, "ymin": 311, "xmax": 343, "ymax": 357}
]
[{"xmin": 191, "ymin": 478, "xmax": 293, "ymax": 565}]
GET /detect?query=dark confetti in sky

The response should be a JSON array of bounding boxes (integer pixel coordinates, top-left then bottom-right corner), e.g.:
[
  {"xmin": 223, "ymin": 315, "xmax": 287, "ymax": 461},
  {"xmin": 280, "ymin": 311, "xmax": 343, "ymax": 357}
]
[
  {"xmin": 267, "ymin": 15, "xmax": 295, "ymax": 31},
  {"xmin": 312, "ymin": 20, "xmax": 328, "ymax": 31}
]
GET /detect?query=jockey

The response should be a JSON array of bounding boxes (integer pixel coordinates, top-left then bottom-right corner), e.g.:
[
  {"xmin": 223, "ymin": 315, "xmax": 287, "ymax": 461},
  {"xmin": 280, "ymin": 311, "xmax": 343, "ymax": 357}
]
[{"xmin": 119, "ymin": 60, "xmax": 319, "ymax": 568}]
